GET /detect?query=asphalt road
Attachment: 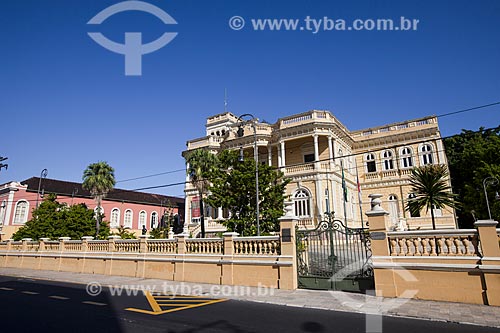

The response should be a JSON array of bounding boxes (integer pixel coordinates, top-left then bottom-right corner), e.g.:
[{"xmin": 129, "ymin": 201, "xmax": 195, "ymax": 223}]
[{"xmin": 0, "ymin": 275, "xmax": 497, "ymax": 333}]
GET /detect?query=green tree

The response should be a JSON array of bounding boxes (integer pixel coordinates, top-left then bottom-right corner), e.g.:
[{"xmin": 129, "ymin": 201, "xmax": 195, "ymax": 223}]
[
  {"xmin": 185, "ymin": 149, "xmax": 217, "ymax": 238},
  {"xmin": 444, "ymin": 126, "xmax": 500, "ymax": 227},
  {"xmin": 406, "ymin": 164, "xmax": 459, "ymax": 230},
  {"xmin": 206, "ymin": 150, "xmax": 290, "ymax": 236},
  {"xmin": 82, "ymin": 161, "xmax": 116, "ymax": 236},
  {"xmin": 13, "ymin": 195, "xmax": 109, "ymax": 240}
]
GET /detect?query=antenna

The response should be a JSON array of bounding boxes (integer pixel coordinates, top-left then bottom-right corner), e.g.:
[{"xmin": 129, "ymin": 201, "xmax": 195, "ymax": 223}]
[{"xmin": 224, "ymin": 88, "xmax": 228, "ymax": 112}]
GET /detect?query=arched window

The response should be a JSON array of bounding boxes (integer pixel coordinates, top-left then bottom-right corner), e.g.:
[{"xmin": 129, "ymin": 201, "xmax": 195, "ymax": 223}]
[
  {"xmin": 0, "ymin": 200, "xmax": 6, "ymax": 225},
  {"xmin": 124, "ymin": 209, "xmax": 133, "ymax": 228},
  {"xmin": 365, "ymin": 153, "xmax": 376, "ymax": 173},
  {"xmin": 151, "ymin": 212, "xmax": 158, "ymax": 229},
  {"xmin": 293, "ymin": 189, "xmax": 311, "ymax": 217},
  {"xmin": 400, "ymin": 147, "xmax": 414, "ymax": 168},
  {"xmin": 388, "ymin": 195, "xmax": 399, "ymax": 226},
  {"xmin": 420, "ymin": 144, "xmax": 434, "ymax": 165},
  {"xmin": 382, "ymin": 150, "xmax": 394, "ymax": 170},
  {"xmin": 110, "ymin": 208, "xmax": 120, "ymax": 228},
  {"xmin": 139, "ymin": 210, "xmax": 147, "ymax": 228},
  {"xmin": 13, "ymin": 200, "xmax": 29, "ymax": 224},
  {"xmin": 407, "ymin": 193, "xmax": 420, "ymax": 217}
]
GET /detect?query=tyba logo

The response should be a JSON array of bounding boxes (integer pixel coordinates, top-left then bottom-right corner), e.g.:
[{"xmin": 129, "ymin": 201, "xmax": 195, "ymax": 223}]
[{"xmin": 87, "ymin": 1, "xmax": 178, "ymax": 76}]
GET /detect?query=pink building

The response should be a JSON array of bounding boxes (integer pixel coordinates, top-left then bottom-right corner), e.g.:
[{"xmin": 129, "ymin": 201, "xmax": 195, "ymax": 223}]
[{"xmin": 0, "ymin": 177, "xmax": 184, "ymax": 239}]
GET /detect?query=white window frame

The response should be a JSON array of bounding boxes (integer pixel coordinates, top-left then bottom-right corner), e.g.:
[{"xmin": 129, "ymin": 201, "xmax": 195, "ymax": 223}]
[
  {"xmin": 400, "ymin": 147, "xmax": 414, "ymax": 169},
  {"xmin": 151, "ymin": 211, "xmax": 158, "ymax": 229},
  {"xmin": 123, "ymin": 209, "xmax": 133, "ymax": 229},
  {"xmin": 381, "ymin": 150, "xmax": 395, "ymax": 170},
  {"xmin": 419, "ymin": 143, "xmax": 434, "ymax": 166},
  {"xmin": 0, "ymin": 200, "xmax": 6, "ymax": 225},
  {"xmin": 365, "ymin": 153, "xmax": 377, "ymax": 173},
  {"xmin": 110, "ymin": 208, "xmax": 120, "ymax": 228},
  {"xmin": 293, "ymin": 188, "xmax": 312, "ymax": 218},
  {"xmin": 13, "ymin": 200, "xmax": 29, "ymax": 225},
  {"xmin": 139, "ymin": 210, "xmax": 147, "ymax": 228}
]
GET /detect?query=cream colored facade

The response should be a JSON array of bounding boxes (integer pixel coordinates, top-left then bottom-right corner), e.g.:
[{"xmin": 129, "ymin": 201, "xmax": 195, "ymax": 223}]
[{"xmin": 184, "ymin": 110, "xmax": 456, "ymax": 234}]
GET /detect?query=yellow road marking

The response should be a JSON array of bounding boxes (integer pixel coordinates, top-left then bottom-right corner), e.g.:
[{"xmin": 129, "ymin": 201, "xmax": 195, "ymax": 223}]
[
  {"xmin": 145, "ymin": 291, "xmax": 162, "ymax": 312},
  {"xmin": 49, "ymin": 295, "xmax": 70, "ymax": 300},
  {"xmin": 82, "ymin": 301, "xmax": 107, "ymax": 306},
  {"xmin": 126, "ymin": 291, "xmax": 227, "ymax": 315}
]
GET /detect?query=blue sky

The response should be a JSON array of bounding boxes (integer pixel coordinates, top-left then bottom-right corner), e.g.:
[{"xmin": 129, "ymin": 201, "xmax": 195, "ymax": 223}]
[{"xmin": 1, "ymin": 0, "xmax": 499, "ymax": 197}]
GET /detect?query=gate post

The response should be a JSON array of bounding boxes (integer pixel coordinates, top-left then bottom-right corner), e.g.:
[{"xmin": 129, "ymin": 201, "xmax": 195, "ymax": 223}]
[
  {"xmin": 365, "ymin": 193, "xmax": 395, "ymax": 297},
  {"xmin": 279, "ymin": 201, "xmax": 298, "ymax": 290}
]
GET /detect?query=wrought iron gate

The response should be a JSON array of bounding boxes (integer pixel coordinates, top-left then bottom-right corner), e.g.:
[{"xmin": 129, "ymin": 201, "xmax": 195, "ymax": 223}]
[{"xmin": 296, "ymin": 214, "xmax": 374, "ymax": 292}]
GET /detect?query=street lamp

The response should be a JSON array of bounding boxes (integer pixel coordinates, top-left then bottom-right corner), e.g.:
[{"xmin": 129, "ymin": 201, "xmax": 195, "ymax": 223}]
[
  {"xmin": 482, "ymin": 176, "xmax": 499, "ymax": 220},
  {"xmin": 36, "ymin": 168, "xmax": 48, "ymax": 208},
  {"xmin": 236, "ymin": 113, "xmax": 260, "ymax": 236}
]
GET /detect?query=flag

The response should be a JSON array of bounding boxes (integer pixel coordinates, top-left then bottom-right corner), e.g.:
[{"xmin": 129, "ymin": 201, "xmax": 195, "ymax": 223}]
[
  {"xmin": 356, "ymin": 169, "xmax": 362, "ymax": 205},
  {"xmin": 341, "ymin": 160, "xmax": 348, "ymax": 202}
]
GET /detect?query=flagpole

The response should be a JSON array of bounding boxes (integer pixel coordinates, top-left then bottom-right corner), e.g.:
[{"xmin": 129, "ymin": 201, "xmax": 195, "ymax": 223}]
[
  {"xmin": 341, "ymin": 159, "xmax": 348, "ymax": 228},
  {"xmin": 355, "ymin": 159, "xmax": 364, "ymax": 230}
]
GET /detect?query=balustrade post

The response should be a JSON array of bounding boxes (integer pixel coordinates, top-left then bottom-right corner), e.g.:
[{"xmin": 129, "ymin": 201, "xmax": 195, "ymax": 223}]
[
  {"xmin": 168, "ymin": 227, "xmax": 174, "ymax": 240},
  {"xmin": 39, "ymin": 238, "xmax": 50, "ymax": 251},
  {"xmin": 58, "ymin": 237, "xmax": 70, "ymax": 252},
  {"xmin": 21, "ymin": 238, "xmax": 32, "ymax": 251},
  {"xmin": 108, "ymin": 235, "xmax": 120, "ymax": 252},
  {"xmin": 278, "ymin": 201, "xmax": 298, "ymax": 290},
  {"xmin": 82, "ymin": 236, "xmax": 93, "ymax": 252},
  {"xmin": 221, "ymin": 232, "xmax": 239, "ymax": 285},
  {"xmin": 139, "ymin": 235, "xmax": 150, "ymax": 253},
  {"xmin": 365, "ymin": 194, "xmax": 394, "ymax": 297},
  {"xmin": 175, "ymin": 234, "xmax": 186, "ymax": 255},
  {"xmin": 475, "ymin": 220, "xmax": 500, "ymax": 306},
  {"xmin": 5, "ymin": 239, "xmax": 13, "ymax": 251},
  {"xmin": 223, "ymin": 232, "xmax": 238, "ymax": 256}
]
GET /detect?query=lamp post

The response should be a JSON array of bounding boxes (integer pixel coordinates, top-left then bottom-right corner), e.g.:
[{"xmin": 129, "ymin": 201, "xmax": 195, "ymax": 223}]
[
  {"xmin": 237, "ymin": 113, "xmax": 260, "ymax": 236},
  {"xmin": 483, "ymin": 176, "xmax": 499, "ymax": 220},
  {"xmin": 36, "ymin": 168, "xmax": 48, "ymax": 208}
]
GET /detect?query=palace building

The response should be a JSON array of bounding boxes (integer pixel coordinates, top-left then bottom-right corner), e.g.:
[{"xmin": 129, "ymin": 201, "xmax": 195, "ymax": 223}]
[
  {"xmin": 0, "ymin": 177, "xmax": 184, "ymax": 239},
  {"xmin": 183, "ymin": 110, "xmax": 456, "ymax": 236}
]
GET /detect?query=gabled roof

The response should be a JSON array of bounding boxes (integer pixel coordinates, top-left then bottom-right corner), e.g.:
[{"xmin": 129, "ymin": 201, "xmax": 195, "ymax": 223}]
[{"xmin": 21, "ymin": 177, "xmax": 184, "ymax": 208}]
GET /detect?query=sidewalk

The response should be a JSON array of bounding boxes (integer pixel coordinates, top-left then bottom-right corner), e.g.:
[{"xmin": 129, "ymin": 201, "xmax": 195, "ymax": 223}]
[{"xmin": 1, "ymin": 267, "xmax": 499, "ymax": 329}]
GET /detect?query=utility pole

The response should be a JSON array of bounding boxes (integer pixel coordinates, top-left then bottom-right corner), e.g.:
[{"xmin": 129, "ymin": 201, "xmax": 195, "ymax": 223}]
[{"xmin": 0, "ymin": 156, "xmax": 8, "ymax": 174}]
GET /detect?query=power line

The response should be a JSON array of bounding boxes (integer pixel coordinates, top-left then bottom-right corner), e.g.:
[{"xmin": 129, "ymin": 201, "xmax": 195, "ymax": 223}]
[
  {"xmin": 436, "ymin": 101, "xmax": 500, "ymax": 119},
  {"xmin": 116, "ymin": 169, "xmax": 185, "ymax": 183}
]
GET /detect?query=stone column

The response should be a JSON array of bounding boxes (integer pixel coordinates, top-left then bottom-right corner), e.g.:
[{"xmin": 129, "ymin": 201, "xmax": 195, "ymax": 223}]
[
  {"xmin": 39, "ymin": 238, "xmax": 50, "ymax": 251},
  {"xmin": 268, "ymin": 145, "xmax": 273, "ymax": 166},
  {"xmin": 221, "ymin": 232, "xmax": 239, "ymax": 285},
  {"xmin": 58, "ymin": 237, "xmax": 71, "ymax": 252},
  {"xmin": 365, "ymin": 194, "xmax": 394, "ymax": 297},
  {"xmin": 328, "ymin": 135, "xmax": 334, "ymax": 169},
  {"xmin": 313, "ymin": 134, "xmax": 319, "ymax": 162},
  {"xmin": 278, "ymin": 201, "xmax": 298, "ymax": 290},
  {"xmin": 280, "ymin": 140, "xmax": 286, "ymax": 169},
  {"xmin": 475, "ymin": 220, "xmax": 500, "ymax": 306},
  {"xmin": 174, "ymin": 234, "xmax": 187, "ymax": 281},
  {"xmin": 21, "ymin": 238, "xmax": 32, "ymax": 251},
  {"xmin": 81, "ymin": 236, "xmax": 93, "ymax": 252},
  {"xmin": 108, "ymin": 235, "xmax": 120, "ymax": 252},
  {"xmin": 5, "ymin": 239, "xmax": 13, "ymax": 251},
  {"xmin": 139, "ymin": 235, "xmax": 150, "ymax": 253}
]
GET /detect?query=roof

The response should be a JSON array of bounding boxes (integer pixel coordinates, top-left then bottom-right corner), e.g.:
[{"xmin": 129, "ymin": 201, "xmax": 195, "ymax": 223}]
[{"xmin": 20, "ymin": 177, "xmax": 184, "ymax": 208}]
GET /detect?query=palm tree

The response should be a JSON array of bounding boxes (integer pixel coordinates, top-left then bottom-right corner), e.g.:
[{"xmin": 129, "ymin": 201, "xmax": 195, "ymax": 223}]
[
  {"xmin": 185, "ymin": 149, "xmax": 217, "ymax": 238},
  {"xmin": 82, "ymin": 162, "xmax": 116, "ymax": 236},
  {"xmin": 406, "ymin": 164, "xmax": 459, "ymax": 230}
]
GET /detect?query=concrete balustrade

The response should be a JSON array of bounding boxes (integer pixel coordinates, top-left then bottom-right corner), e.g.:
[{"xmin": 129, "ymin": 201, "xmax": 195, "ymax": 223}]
[
  {"xmin": 0, "ymin": 218, "xmax": 297, "ymax": 289},
  {"xmin": 367, "ymin": 193, "xmax": 500, "ymax": 306}
]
